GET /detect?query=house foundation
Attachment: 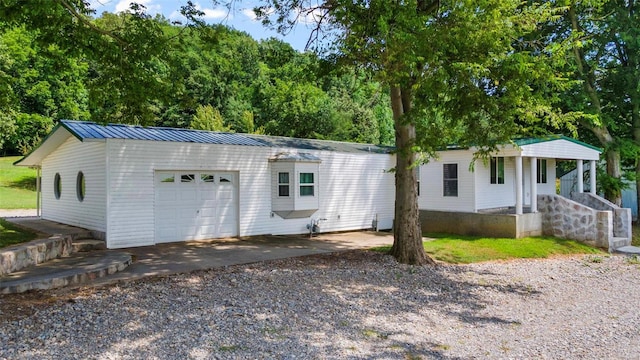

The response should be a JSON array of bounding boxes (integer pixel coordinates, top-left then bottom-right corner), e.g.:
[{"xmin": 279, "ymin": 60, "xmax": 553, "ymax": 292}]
[{"xmin": 419, "ymin": 210, "xmax": 542, "ymax": 238}]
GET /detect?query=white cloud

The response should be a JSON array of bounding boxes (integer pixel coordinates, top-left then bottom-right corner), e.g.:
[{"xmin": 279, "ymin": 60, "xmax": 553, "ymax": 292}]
[
  {"xmin": 169, "ymin": 2, "xmax": 228, "ymax": 22},
  {"xmin": 114, "ymin": 0, "xmax": 161, "ymax": 14},
  {"xmin": 241, "ymin": 8, "xmax": 258, "ymax": 21},
  {"xmin": 200, "ymin": 7, "xmax": 228, "ymax": 20},
  {"xmin": 296, "ymin": 6, "xmax": 325, "ymax": 25}
]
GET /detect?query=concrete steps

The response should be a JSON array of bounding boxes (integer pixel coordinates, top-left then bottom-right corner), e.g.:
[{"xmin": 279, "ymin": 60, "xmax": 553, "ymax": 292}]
[
  {"xmin": 0, "ymin": 218, "xmax": 126, "ymax": 294},
  {"xmin": 611, "ymin": 237, "xmax": 631, "ymax": 250},
  {"xmin": 0, "ymin": 251, "xmax": 132, "ymax": 294},
  {"xmin": 72, "ymin": 239, "xmax": 106, "ymax": 253},
  {"xmin": 615, "ymin": 246, "xmax": 640, "ymax": 255}
]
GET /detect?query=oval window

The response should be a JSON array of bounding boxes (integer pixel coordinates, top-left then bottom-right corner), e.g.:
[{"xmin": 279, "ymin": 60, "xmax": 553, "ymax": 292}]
[
  {"xmin": 54, "ymin": 173, "xmax": 61, "ymax": 199},
  {"xmin": 76, "ymin": 171, "xmax": 85, "ymax": 202}
]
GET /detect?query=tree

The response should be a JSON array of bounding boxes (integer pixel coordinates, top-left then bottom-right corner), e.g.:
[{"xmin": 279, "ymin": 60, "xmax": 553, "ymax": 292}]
[
  {"xmin": 255, "ymin": 0, "xmax": 574, "ymax": 264},
  {"xmin": 191, "ymin": 104, "xmax": 230, "ymax": 132},
  {"xmin": 0, "ymin": 0, "xmax": 202, "ymax": 125},
  {"xmin": 0, "ymin": 25, "xmax": 89, "ymax": 154},
  {"xmin": 545, "ymin": 0, "xmax": 640, "ymax": 206}
]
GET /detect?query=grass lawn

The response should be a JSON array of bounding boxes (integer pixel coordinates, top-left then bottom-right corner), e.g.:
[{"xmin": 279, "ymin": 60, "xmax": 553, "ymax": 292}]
[
  {"xmin": 375, "ymin": 234, "xmax": 604, "ymax": 264},
  {"xmin": 0, "ymin": 218, "xmax": 38, "ymax": 248},
  {"xmin": 633, "ymin": 223, "xmax": 640, "ymax": 247},
  {"xmin": 0, "ymin": 156, "xmax": 37, "ymax": 209}
]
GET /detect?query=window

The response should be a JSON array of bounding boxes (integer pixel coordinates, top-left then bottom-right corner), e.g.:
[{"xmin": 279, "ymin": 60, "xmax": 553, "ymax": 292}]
[
  {"xmin": 201, "ymin": 174, "xmax": 214, "ymax": 183},
  {"xmin": 278, "ymin": 172, "xmax": 290, "ymax": 197},
  {"xmin": 414, "ymin": 167, "xmax": 421, "ymax": 196},
  {"xmin": 160, "ymin": 174, "xmax": 175, "ymax": 183},
  {"xmin": 537, "ymin": 159, "xmax": 547, "ymax": 184},
  {"xmin": 443, "ymin": 164, "xmax": 458, "ymax": 197},
  {"xmin": 219, "ymin": 175, "xmax": 232, "ymax": 183},
  {"xmin": 76, "ymin": 172, "xmax": 85, "ymax": 202},
  {"xmin": 490, "ymin": 157, "xmax": 505, "ymax": 184},
  {"xmin": 54, "ymin": 173, "xmax": 61, "ymax": 199},
  {"xmin": 181, "ymin": 174, "xmax": 195, "ymax": 183},
  {"xmin": 299, "ymin": 172, "xmax": 315, "ymax": 196}
]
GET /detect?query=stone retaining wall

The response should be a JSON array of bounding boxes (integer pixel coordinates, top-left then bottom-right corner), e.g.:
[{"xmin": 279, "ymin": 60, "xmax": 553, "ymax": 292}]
[
  {"xmin": 538, "ymin": 194, "xmax": 611, "ymax": 249},
  {"xmin": 571, "ymin": 192, "xmax": 632, "ymax": 240},
  {"xmin": 0, "ymin": 236, "xmax": 73, "ymax": 276}
]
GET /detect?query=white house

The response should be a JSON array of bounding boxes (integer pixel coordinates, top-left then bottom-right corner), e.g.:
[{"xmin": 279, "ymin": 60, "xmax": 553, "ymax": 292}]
[
  {"xmin": 19, "ymin": 120, "xmax": 628, "ymax": 249},
  {"xmin": 16, "ymin": 120, "xmax": 396, "ymax": 249},
  {"xmin": 419, "ymin": 137, "xmax": 602, "ymax": 214}
]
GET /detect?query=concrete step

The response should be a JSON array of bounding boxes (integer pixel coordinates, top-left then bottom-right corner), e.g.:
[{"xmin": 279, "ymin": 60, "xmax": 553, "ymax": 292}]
[
  {"xmin": 72, "ymin": 239, "xmax": 106, "ymax": 253},
  {"xmin": 0, "ymin": 251, "xmax": 132, "ymax": 294},
  {"xmin": 611, "ymin": 237, "xmax": 631, "ymax": 249},
  {"xmin": 615, "ymin": 246, "xmax": 640, "ymax": 255}
]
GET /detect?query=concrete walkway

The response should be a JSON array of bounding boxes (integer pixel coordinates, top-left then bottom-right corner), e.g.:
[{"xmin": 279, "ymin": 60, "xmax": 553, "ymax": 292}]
[{"xmin": 2, "ymin": 215, "xmax": 394, "ymax": 290}]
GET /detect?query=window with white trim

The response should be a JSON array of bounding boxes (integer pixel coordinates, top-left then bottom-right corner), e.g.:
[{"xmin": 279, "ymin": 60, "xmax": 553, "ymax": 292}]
[
  {"xmin": 54, "ymin": 173, "xmax": 61, "ymax": 199},
  {"xmin": 278, "ymin": 172, "xmax": 290, "ymax": 197},
  {"xmin": 537, "ymin": 159, "xmax": 547, "ymax": 184},
  {"xmin": 443, "ymin": 163, "xmax": 458, "ymax": 197},
  {"xmin": 490, "ymin": 157, "xmax": 504, "ymax": 184},
  {"xmin": 76, "ymin": 171, "xmax": 85, "ymax": 202},
  {"xmin": 299, "ymin": 172, "xmax": 314, "ymax": 196}
]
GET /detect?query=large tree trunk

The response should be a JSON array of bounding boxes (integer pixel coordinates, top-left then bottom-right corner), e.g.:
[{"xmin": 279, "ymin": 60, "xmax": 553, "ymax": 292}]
[
  {"xmin": 633, "ymin": 96, "xmax": 640, "ymax": 222},
  {"xmin": 569, "ymin": 5, "xmax": 622, "ymax": 205},
  {"xmin": 389, "ymin": 85, "xmax": 435, "ymax": 265}
]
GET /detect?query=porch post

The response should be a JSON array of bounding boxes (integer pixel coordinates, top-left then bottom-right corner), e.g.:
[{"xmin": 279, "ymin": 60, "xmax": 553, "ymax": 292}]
[
  {"xmin": 530, "ymin": 157, "xmax": 537, "ymax": 213},
  {"xmin": 589, "ymin": 160, "xmax": 596, "ymax": 194},
  {"xmin": 515, "ymin": 156, "xmax": 523, "ymax": 215},
  {"xmin": 577, "ymin": 160, "xmax": 584, "ymax": 193}
]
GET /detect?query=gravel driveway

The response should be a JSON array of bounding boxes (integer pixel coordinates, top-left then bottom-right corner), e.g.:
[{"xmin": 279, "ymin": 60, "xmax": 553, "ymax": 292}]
[{"xmin": 1, "ymin": 250, "xmax": 639, "ymax": 359}]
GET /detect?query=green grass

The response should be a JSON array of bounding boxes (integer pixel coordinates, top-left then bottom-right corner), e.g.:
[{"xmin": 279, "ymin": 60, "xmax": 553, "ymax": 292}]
[
  {"xmin": 0, "ymin": 156, "xmax": 37, "ymax": 209},
  {"xmin": 0, "ymin": 218, "xmax": 38, "ymax": 248},
  {"xmin": 374, "ymin": 233, "xmax": 604, "ymax": 264},
  {"xmin": 632, "ymin": 223, "xmax": 640, "ymax": 247}
]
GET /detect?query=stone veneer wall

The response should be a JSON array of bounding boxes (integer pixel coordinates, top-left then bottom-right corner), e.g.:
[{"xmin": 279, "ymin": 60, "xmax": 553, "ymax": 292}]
[
  {"xmin": 571, "ymin": 192, "xmax": 632, "ymax": 241},
  {"xmin": 538, "ymin": 194, "xmax": 612, "ymax": 249},
  {"xmin": 0, "ymin": 236, "xmax": 73, "ymax": 276}
]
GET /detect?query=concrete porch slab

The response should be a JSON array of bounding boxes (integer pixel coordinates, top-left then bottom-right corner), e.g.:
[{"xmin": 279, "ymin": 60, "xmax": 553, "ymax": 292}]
[{"xmin": 615, "ymin": 246, "xmax": 640, "ymax": 255}]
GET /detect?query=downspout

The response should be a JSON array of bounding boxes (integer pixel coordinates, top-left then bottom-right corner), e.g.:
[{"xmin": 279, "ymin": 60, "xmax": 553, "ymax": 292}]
[{"xmin": 36, "ymin": 166, "xmax": 41, "ymax": 218}]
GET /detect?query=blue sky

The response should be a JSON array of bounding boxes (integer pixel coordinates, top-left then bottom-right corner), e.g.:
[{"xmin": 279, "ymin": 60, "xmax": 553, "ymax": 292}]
[{"xmin": 88, "ymin": 0, "xmax": 320, "ymax": 51}]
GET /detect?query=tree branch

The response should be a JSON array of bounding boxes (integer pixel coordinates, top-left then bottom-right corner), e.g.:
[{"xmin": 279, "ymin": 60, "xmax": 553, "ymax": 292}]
[{"xmin": 55, "ymin": 0, "xmax": 128, "ymax": 46}]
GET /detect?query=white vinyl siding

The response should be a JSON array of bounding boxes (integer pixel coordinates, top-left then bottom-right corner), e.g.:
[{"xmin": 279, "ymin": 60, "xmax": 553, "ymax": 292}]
[
  {"xmin": 519, "ymin": 139, "xmax": 600, "ymax": 160},
  {"xmin": 419, "ymin": 150, "xmax": 475, "ymax": 212},
  {"xmin": 105, "ymin": 139, "xmax": 395, "ymax": 248},
  {"xmin": 41, "ymin": 137, "xmax": 106, "ymax": 232},
  {"xmin": 475, "ymin": 157, "xmax": 516, "ymax": 210},
  {"xmin": 271, "ymin": 162, "xmax": 294, "ymax": 213},
  {"xmin": 295, "ymin": 163, "xmax": 319, "ymax": 210}
]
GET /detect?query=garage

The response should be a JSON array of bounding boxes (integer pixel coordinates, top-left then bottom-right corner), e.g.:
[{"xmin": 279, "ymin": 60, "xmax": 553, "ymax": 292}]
[{"xmin": 155, "ymin": 171, "xmax": 238, "ymax": 243}]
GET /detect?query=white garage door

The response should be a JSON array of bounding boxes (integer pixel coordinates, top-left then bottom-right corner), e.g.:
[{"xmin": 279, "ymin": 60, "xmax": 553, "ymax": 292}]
[{"xmin": 155, "ymin": 171, "xmax": 238, "ymax": 243}]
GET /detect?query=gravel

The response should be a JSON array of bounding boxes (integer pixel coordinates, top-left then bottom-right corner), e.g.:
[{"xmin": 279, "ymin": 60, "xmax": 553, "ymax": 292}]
[{"xmin": 1, "ymin": 250, "xmax": 639, "ymax": 359}]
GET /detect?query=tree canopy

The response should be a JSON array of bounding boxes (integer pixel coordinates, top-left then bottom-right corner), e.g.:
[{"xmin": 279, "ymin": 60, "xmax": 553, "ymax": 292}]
[
  {"xmin": 255, "ymin": 0, "xmax": 580, "ymax": 264},
  {"xmin": 0, "ymin": 1, "xmax": 394, "ymax": 155}
]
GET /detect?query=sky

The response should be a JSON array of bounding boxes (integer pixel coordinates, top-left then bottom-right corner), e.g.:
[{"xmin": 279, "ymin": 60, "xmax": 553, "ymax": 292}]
[{"xmin": 88, "ymin": 0, "xmax": 321, "ymax": 51}]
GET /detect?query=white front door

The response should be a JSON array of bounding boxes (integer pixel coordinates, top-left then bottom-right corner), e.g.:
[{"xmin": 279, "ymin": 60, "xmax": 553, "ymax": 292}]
[{"xmin": 155, "ymin": 171, "xmax": 238, "ymax": 244}]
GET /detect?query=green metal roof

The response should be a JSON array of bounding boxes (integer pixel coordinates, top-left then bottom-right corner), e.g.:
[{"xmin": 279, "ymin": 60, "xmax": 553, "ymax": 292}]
[{"xmin": 512, "ymin": 135, "xmax": 602, "ymax": 153}]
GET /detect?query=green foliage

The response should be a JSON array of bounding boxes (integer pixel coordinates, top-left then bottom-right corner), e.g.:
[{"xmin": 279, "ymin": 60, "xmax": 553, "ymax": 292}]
[
  {"xmin": 0, "ymin": 218, "xmax": 38, "ymax": 249},
  {"xmin": 374, "ymin": 234, "xmax": 603, "ymax": 264},
  {"xmin": 191, "ymin": 104, "xmax": 230, "ymax": 132},
  {"xmin": 0, "ymin": 156, "xmax": 37, "ymax": 209},
  {"xmin": 0, "ymin": 4, "xmax": 395, "ymax": 148},
  {"xmin": 11, "ymin": 113, "xmax": 54, "ymax": 155},
  {"xmin": 541, "ymin": 0, "xmax": 640, "ymax": 201}
]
